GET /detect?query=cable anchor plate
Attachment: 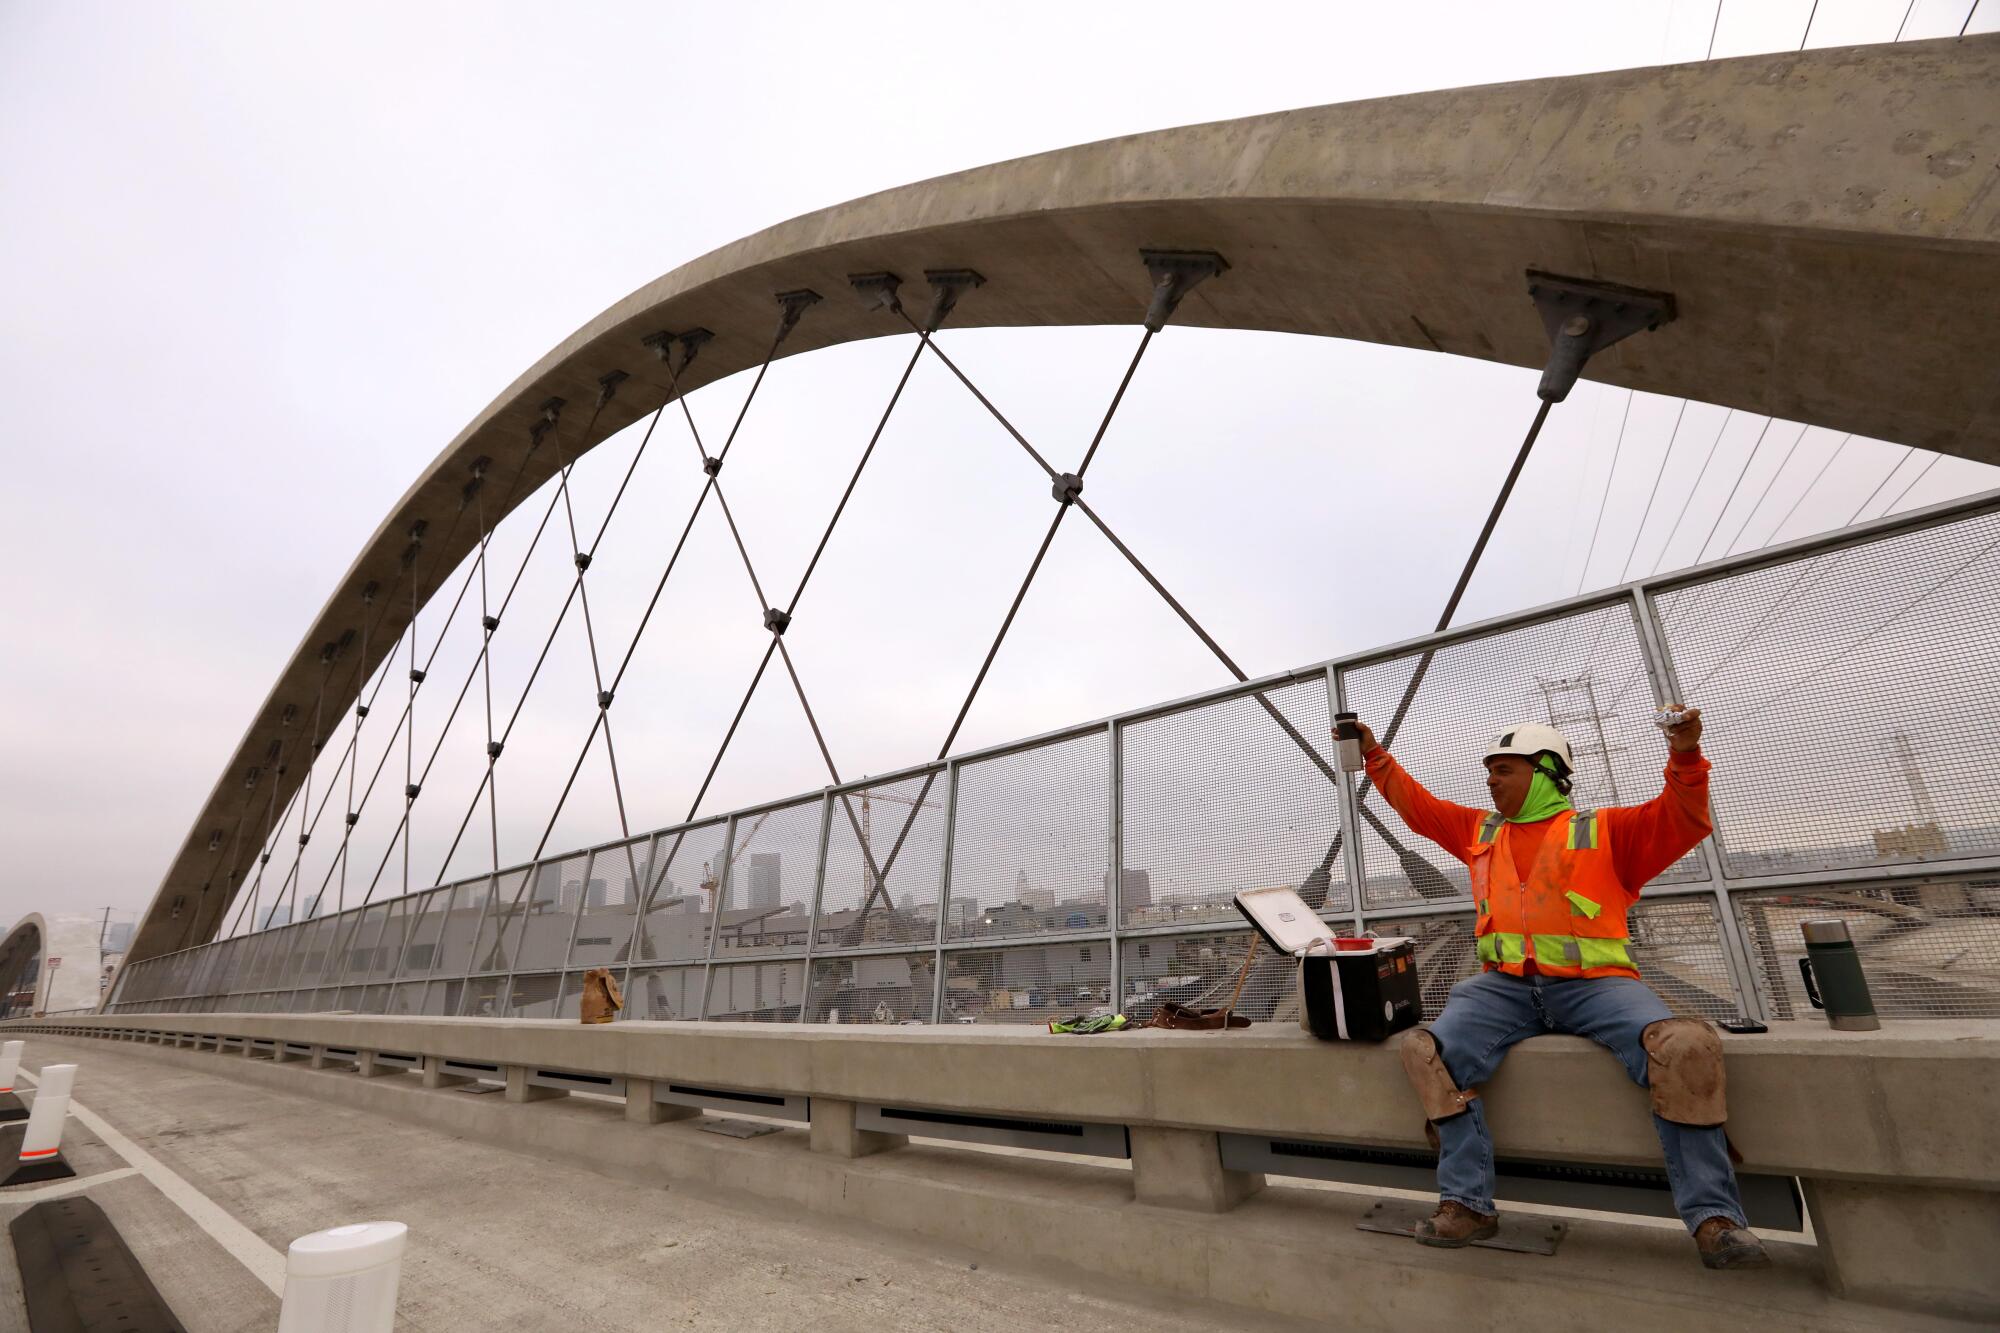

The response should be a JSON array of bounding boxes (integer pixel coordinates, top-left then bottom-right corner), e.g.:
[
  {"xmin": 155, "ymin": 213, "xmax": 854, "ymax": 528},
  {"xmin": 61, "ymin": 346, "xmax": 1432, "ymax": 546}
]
[
  {"xmin": 1525, "ymin": 270, "xmax": 1676, "ymax": 403},
  {"xmin": 1140, "ymin": 249, "xmax": 1229, "ymax": 332}
]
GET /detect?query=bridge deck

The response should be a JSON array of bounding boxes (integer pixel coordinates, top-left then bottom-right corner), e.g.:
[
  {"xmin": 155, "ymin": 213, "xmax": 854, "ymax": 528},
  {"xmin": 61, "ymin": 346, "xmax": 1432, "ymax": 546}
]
[
  {"xmin": 0, "ymin": 1038, "xmax": 1298, "ymax": 1332},
  {"xmin": 6, "ymin": 1029, "xmax": 1991, "ymax": 1330}
]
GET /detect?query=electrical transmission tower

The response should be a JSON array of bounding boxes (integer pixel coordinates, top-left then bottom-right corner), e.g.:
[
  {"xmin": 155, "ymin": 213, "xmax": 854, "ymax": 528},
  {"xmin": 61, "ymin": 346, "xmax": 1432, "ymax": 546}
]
[{"xmin": 1536, "ymin": 671, "xmax": 1627, "ymax": 805}]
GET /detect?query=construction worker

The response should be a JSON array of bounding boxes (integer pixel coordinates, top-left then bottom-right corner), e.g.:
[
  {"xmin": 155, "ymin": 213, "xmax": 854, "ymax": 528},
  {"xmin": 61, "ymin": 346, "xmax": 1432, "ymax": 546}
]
[{"xmin": 1351, "ymin": 707, "xmax": 1769, "ymax": 1270}]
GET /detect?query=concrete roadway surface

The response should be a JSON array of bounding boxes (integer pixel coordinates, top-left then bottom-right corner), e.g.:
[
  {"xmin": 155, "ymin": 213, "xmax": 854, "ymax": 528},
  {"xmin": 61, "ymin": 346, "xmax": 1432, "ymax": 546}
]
[{"xmin": 0, "ymin": 1037, "xmax": 1314, "ymax": 1331}]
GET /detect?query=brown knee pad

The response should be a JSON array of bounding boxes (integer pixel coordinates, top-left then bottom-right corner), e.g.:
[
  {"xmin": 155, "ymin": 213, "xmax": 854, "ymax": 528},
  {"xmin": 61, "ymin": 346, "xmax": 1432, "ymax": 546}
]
[
  {"xmin": 1400, "ymin": 1028, "xmax": 1478, "ymax": 1121},
  {"xmin": 1642, "ymin": 1017, "xmax": 1726, "ymax": 1126}
]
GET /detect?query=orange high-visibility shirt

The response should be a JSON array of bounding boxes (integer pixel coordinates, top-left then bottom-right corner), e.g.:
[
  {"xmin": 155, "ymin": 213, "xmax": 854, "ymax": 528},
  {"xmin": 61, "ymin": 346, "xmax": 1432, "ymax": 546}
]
[{"xmin": 1362, "ymin": 746, "xmax": 1714, "ymax": 895}]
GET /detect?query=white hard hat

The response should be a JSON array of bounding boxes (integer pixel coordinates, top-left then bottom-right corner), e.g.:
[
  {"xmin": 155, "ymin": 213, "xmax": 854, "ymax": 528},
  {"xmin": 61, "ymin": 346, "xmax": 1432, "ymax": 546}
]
[{"xmin": 1483, "ymin": 723, "xmax": 1574, "ymax": 772}]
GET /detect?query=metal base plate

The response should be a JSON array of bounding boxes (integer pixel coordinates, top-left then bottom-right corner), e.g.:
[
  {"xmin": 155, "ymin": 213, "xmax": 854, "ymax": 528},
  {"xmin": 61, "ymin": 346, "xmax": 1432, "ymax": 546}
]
[
  {"xmin": 1355, "ymin": 1199, "xmax": 1566, "ymax": 1256},
  {"xmin": 699, "ymin": 1118, "xmax": 781, "ymax": 1139},
  {"xmin": 2, "ymin": 1154, "xmax": 78, "ymax": 1187}
]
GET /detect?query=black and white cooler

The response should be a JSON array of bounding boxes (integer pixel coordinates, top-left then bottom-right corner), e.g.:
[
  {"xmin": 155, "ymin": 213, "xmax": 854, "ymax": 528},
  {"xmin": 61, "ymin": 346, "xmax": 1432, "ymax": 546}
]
[{"xmin": 1233, "ymin": 886, "xmax": 1422, "ymax": 1042}]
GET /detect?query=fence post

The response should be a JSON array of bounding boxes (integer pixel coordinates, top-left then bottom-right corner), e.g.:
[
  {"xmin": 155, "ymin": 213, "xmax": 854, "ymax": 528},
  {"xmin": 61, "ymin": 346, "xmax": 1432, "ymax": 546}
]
[
  {"xmin": 1107, "ymin": 719, "xmax": 1124, "ymax": 1015},
  {"xmin": 1626, "ymin": 586, "xmax": 1767, "ymax": 1023},
  {"xmin": 797, "ymin": 791, "xmax": 833, "ymax": 1024},
  {"xmin": 697, "ymin": 817, "xmax": 736, "ymax": 1020},
  {"xmin": 1327, "ymin": 665, "xmax": 1370, "ymax": 936},
  {"xmin": 930, "ymin": 762, "xmax": 958, "ymax": 1024}
]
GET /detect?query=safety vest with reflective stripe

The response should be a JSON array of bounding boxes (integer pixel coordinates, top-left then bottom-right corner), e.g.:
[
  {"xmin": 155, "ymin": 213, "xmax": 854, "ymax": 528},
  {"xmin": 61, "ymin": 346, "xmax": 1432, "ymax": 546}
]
[{"xmin": 1468, "ymin": 808, "xmax": 1639, "ymax": 980}]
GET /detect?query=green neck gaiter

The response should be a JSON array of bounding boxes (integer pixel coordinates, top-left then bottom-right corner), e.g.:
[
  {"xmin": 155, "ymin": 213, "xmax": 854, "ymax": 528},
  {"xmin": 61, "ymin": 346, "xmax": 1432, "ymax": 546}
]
[{"xmin": 1508, "ymin": 763, "xmax": 1575, "ymax": 824}]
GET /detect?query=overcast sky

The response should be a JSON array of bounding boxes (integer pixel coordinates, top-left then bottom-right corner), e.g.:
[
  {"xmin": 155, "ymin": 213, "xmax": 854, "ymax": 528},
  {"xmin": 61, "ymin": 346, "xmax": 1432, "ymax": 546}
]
[{"xmin": 3, "ymin": 0, "xmax": 1995, "ymax": 934}]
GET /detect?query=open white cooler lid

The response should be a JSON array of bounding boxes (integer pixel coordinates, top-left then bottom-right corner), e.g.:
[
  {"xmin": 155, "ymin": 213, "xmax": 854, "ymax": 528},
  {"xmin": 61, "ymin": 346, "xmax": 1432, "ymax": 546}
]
[{"xmin": 1232, "ymin": 887, "xmax": 1409, "ymax": 956}]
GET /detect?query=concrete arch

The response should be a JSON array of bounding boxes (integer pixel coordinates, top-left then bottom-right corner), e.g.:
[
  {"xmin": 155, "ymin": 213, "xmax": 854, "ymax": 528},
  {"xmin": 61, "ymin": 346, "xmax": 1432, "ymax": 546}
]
[
  {"xmin": 130, "ymin": 35, "xmax": 2000, "ymax": 965},
  {"xmin": 0, "ymin": 915, "xmax": 106, "ymax": 1017}
]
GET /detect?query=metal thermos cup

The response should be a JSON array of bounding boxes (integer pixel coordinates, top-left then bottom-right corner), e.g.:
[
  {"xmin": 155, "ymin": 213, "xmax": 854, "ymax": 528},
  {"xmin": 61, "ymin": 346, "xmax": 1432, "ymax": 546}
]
[
  {"xmin": 1334, "ymin": 712, "xmax": 1365, "ymax": 773},
  {"xmin": 1797, "ymin": 919, "xmax": 1880, "ymax": 1031}
]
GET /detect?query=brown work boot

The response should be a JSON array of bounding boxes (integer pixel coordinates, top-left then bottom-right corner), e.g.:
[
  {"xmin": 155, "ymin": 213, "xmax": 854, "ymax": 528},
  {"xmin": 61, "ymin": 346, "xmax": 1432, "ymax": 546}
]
[
  {"xmin": 1693, "ymin": 1216, "xmax": 1770, "ymax": 1270},
  {"xmin": 1414, "ymin": 1200, "xmax": 1499, "ymax": 1248}
]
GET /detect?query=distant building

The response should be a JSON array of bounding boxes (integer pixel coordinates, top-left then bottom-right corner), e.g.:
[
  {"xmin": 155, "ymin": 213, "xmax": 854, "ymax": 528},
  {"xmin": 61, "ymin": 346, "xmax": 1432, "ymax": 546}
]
[
  {"xmin": 748, "ymin": 853, "xmax": 782, "ymax": 911},
  {"xmin": 258, "ymin": 903, "xmax": 292, "ymax": 930},
  {"xmin": 1104, "ymin": 868, "xmax": 1152, "ymax": 910},
  {"xmin": 1017, "ymin": 869, "xmax": 1054, "ymax": 911}
]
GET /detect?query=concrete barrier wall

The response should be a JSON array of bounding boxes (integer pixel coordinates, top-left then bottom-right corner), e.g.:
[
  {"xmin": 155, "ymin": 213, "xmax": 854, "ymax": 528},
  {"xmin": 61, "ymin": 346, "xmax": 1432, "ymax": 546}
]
[{"xmin": 9, "ymin": 1012, "xmax": 1997, "ymax": 1320}]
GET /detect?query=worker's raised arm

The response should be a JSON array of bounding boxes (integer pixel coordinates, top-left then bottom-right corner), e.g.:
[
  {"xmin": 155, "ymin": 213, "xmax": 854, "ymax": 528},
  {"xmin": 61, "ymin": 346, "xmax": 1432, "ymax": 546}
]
[
  {"xmin": 1604, "ymin": 705, "xmax": 1715, "ymax": 892},
  {"xmin": 1354, "ymin": 720, "xmax": 1487, "ymax": 865}
]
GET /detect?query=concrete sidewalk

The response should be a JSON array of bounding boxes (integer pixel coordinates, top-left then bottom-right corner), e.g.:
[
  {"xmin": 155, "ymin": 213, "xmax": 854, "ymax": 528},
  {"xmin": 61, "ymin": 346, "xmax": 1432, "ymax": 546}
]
[{"xmin": 0, "ymin": 1037, "xmax": 1309, "ymax": 1331}]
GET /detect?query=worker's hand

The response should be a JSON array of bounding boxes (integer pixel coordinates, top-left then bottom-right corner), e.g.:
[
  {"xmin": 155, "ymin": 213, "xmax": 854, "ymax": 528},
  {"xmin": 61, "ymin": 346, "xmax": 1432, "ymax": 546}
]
[
  {"xmin": 1664, "ymin": 704, "xmax": 1703, "ymax": 753},
  {"xmin": 1354, "ymin": 720, "xmax": 1381, "ymax": 753}
]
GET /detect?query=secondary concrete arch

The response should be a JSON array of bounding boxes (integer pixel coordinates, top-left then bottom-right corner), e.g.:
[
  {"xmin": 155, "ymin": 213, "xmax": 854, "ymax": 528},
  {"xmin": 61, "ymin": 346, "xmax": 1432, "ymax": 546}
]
[
  {"xmin": 0, "ymin": 915, "xmax": 106, "ymax": 1017},
  {"xmin": 129, "ymin": 35, "xmax": 2000, "ymax": 966}
]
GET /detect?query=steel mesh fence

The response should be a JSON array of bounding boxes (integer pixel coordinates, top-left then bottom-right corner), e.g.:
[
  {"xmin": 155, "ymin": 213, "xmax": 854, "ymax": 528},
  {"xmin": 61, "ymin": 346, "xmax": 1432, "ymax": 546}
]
[
  {"xmin": 633, "ymin": 822, "xmax": 730, "ymax": 964},
  {"xmin": 1121, "ymin": 930, "xmax": 1296, "ymax": 1025},
  {"xmin": 805, "ymin": 952, "xmax": 937, "ymax": 1024},
  {"xmin": 1734, "ymin": 878, "xmax": 2000, "ymax": 1020},
  {"xmin": 819, "ymin": 770, "xmax": 948, "ymax": 951},
  {"xmin": 713, "ymin": 799, "xmax": 823, "ymax": 959},
  {"xmin": 703, "ymin": 959, "xmax": 808, "ymax": 1022},
  {"xmin": 941, "ymin": 941, "xmax": 1111, "ymax": 1025},
  {"xmin": 1652, "ymin": 507, "xmax": 2000, "ymax": 878},
  {"xmin": 91, "ymin": 496, "xmax": 2000, "ymax": 1030},
  {"xmin": 947, "ymin": 731, "xmax": 1110, "ymax": 944},
  {"xmin": 566, "ymin": 841, "xmax": 651, "ymax": 971},
  {"xmin": 1120, "ymin": 678, "xmax": 1350, "ymax": 931}
]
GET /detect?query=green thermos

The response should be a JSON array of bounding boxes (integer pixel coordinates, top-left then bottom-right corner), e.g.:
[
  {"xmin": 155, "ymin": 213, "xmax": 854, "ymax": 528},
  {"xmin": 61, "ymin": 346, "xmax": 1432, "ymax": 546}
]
[{"xmin": 1797, "ymin": 919, "xmax": 1880, "ymax": 1032}]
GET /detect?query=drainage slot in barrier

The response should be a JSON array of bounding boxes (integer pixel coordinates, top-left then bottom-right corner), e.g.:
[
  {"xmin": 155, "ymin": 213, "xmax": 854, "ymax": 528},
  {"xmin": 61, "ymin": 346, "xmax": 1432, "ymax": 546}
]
[
  {"xmin": 860, "ymin": 1105, "xmax": 1130, "ymax": 1158},
  {"xmin": 530, "ymin": 1069, "xmax": 625, "ymax": 1096},
  {"xmin": 371, "ymin": 1051, "xmax": 421, "ymax": 1069},
  {"xmin": 657, "ymin": 1083, "xmax": 807, "ymax": 1122},
  {"xmin": 440, "ymin": 1060, "xmax": 502, "ymax": 1082},
  {"xmin": 324, "ymin": 1047, "xmax": 360, "ymax": 1060},
  {"xmin": 1219, "ymin": 1135, "xmax": 1803, "ymax": 1231}
]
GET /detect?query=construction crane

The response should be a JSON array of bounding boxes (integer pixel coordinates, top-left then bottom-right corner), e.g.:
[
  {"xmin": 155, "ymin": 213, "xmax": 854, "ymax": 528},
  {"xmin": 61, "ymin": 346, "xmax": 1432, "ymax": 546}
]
[{"xmin": 854, "ymin": 788, "xmax": 939, "ymax": 893}]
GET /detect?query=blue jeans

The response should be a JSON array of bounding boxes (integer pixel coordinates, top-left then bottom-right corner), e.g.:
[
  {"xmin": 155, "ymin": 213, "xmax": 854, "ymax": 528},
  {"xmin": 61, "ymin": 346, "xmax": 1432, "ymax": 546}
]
[{"xmin": 1426, "ymin": 970, "xmax": 1744, "ymax": 1233}]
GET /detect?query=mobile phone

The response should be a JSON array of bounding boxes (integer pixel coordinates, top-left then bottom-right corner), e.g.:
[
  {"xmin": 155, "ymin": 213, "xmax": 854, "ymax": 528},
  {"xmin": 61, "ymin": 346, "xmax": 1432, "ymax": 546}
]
[{"xmin": 1718, "ymin": 1020, "xmax": 1768, "ymax": 1034}]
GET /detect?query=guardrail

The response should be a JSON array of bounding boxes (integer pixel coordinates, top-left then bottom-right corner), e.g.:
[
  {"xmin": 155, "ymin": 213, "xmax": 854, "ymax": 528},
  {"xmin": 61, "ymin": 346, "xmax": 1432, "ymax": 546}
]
[{"xmin": 10, "ymin": 1011, "xmax": 1997, "ymax": 1321}]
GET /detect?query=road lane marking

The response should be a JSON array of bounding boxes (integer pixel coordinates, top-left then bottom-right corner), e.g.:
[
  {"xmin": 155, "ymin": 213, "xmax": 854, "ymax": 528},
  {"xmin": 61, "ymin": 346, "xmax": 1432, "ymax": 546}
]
[
  {"xmin": 0, "ymin": 1165, "xmax": 139, "ymax": 1202},
  {"xmin": 18, "ymin": 1065, "xmax": 287, "ymax": 1295}
]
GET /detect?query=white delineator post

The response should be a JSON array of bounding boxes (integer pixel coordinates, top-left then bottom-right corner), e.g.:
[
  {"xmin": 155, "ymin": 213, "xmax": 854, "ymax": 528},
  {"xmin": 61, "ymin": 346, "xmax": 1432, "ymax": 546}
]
[
  {"xmin": 277, "ymin": 1221, "xmax": 408, "ymax": 1333},
  {"xmin": 0, "ymin": 1040, "xmax": 22, "ymax": 1094},
  {"xmin": 9, "ymin": 1062, "xmax": 76, "ymax": 1181}
]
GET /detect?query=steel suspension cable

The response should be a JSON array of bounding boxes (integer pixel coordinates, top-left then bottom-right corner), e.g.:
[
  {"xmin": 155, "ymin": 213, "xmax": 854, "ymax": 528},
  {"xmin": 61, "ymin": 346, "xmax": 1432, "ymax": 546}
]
[
  {"xmin": 454, "ymin": 316, "xmax": 797, "ymax": 894},
  {"xmin": 476, "ymin": 477, "xmax": 501, "ymax": 877},
  {"xmin": 1720, "ymin": 423, "xmax": 1811, "ymax": 556},
  {"xmin": 859, "ymin": 328, "xmax": 1159, "ymax": 905},
  {"xmin": 325, "ymin": 435, "xmax": 568, "ymax": 911},
  {"xmin": 276, "ymin": 663, "xmax": 334, "ymax": 921},
  {"xmin": 1844, "ymin": 445, "xmax": 1918, "ymax": 527},
  {"xmin": 1757, "ymin": 432, "xmax": 1853, "ymax": 549},
  {"xmin": 1575, "ymin": 390, "xmax": 1635, "ymax": 595},
  {"xmin": 1616, "ymin": 400, "xmax": 1690, "ymax": 584},
  {"xmin": 525, "ymin": 328, "xmax": 806, "ymax": 885},
  {"xmin": 361, "ymin": 397, "xmax": 614, "ymax": 906},
  {"xmin": 1690, "ymin": 416, "xmax": 1776, "ymax": 565},
  {"xmin": 1647, "ymin": 408, "xmax": 1734, "ymax": 576},
  {"xmin": 1882, "ymin": 453, "xmax": 1943, "ymax": 514},
  {"xmin": 607, "ymin": 315, "xmax": 922, "ymax": 915},
  {"xmin": 1315, "ymin": 397, "xmax": 1561, "ymax": 900}
]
